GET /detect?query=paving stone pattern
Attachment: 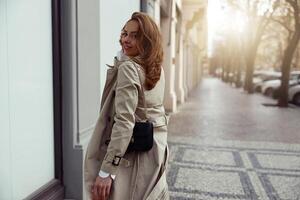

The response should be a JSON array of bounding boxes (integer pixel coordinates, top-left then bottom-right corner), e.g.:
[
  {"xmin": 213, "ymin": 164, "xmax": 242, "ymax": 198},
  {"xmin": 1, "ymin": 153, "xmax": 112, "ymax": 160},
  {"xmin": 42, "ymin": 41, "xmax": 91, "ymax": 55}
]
[
  {"xmin": 167, "ymin": 137, "xmax": 300, "ymax": 200},
  {"xmin": 166, "ymin": 78, "xmax": 300, "ymax": 200}
]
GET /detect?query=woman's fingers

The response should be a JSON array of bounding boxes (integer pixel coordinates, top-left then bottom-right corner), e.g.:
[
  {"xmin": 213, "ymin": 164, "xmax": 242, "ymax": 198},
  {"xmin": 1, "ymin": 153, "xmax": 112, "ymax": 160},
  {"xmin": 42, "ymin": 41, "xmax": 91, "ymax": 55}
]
[
  {"xmin": 105, "ymin": 184, "xmax": 111, "ymax": 199},
  {"xmin": 92, "ymin": 176, "xmax": 112, "ymax": 200},
  {"xmin": 100, "ymin": 185, "xmax": 106, "ymax": 200},
  {"xmin": 92, "ymin": 185, "xmax": 99, "ymax": 200},
  {"xmin": 99, "ymin": 184, "xmax": 110, "ymax": 200},
  {"xmin": 103, "ymin": 182, "xmax": 112, "ymax": 200}
]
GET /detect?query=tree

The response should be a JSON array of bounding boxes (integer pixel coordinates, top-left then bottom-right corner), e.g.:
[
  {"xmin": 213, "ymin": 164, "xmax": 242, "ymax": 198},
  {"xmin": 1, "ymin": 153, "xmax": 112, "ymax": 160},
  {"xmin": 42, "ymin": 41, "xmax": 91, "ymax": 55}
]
[
  {"xmin": 256, "ymin": 22, "xmax": 287, "ymax": 70},
  {"xmin": 274, "ymin": 0, "xmax": 300, "ymax": 107},
  {"xmin": 243, "ymin": 0, "xmax": 279, "ymax": 93},
  {"xmin": 224, "ymin": 0, "xmax": 278, "ymax": 93}
]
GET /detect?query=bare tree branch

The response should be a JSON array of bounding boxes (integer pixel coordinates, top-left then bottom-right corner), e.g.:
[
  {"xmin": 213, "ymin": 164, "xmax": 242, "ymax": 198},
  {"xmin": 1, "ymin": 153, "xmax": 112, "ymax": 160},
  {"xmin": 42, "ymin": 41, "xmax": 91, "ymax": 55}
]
[
  {"xmin": 256, "ymin": 0, "xmax": 280, "ymax": 31},
  {"xmin": 286, "ymin": 0, "xmax": 300, "ymax": 27},
  {"xmin": 227, "ymin": 0, "xmax": 245, "ymax": 12},
  {"xmin": 271, "ymin": 17, "xmax": 294, "ymax": 33}
]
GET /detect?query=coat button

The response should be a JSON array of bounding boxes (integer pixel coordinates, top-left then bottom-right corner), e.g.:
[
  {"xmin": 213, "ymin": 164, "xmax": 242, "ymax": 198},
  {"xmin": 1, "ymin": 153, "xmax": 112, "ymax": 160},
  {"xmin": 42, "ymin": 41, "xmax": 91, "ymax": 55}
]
[{"xmin": 107, "ymin": 116, "xmax": 111, "ymax": 122}]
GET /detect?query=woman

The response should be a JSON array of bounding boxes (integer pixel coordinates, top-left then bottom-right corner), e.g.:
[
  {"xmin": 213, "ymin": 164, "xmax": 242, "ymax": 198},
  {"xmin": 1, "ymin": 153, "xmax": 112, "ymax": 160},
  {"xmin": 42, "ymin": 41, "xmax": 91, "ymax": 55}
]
[{"xmin": 84, "ymin": 12, "xmax": 169, "ymax": 200}]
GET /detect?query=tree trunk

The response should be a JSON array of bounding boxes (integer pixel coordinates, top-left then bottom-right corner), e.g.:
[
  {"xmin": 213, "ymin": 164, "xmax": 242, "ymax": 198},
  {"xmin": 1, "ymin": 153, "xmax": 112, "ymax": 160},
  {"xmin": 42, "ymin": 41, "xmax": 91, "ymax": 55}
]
[
  {"xmin": 244, "ymin": 43, "xmax": 258, "ymax": 93},
  {"xmin": 278, "ymin": 30, "xmax": 300, "ymax": 107},
  {"xmin": 244, "ymin": 16, "xmax": 270, "ymax": 93},
  {"xmin": 235, "ymin": 55, "xmax": 242, "ymax": 87},
  {"xmin": 221, "ymin": 64, "xmax": 225, "ymax": 81},
  {"xmin": 223, "ymin": 50, "xmax": 230, "ymax": 82},
  {"xmin": 244, "ymin": 27, "xmax": 265, "ymax": 94}
]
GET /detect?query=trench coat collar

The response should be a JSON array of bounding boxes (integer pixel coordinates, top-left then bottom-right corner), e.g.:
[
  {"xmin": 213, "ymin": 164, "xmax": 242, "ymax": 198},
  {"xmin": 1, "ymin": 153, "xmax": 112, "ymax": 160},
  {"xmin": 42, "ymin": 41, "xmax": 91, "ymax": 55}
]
[{"xmin": 113, "ymin": 50, "xmax": 142, "ymax": 67}]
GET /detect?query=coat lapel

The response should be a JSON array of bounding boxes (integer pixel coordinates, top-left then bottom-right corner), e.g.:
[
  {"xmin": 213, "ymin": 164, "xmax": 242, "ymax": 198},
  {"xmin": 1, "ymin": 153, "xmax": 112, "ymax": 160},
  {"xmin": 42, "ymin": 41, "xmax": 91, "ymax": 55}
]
[{"xmin": 100, "ymin": 58, "xmax": 119, "ymax": 109}]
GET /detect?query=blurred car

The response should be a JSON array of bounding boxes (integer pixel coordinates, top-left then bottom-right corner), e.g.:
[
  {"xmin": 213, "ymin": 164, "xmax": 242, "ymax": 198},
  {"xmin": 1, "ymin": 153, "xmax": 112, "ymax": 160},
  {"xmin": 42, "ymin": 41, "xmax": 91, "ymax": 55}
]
[
  {"xmin": 272, "ymin": 82, "xmax": 299, "ymax": 99},
  {"xmin": 253, "ymin": 71, "xmax": 281, "ymax": 92},
  {"xmin": 288, "ymin": 84, "xmax": 300, "ymax": 105},
  {"xmin": 261, "ymin": 71, "xmax": 300, "ymax": 97}
]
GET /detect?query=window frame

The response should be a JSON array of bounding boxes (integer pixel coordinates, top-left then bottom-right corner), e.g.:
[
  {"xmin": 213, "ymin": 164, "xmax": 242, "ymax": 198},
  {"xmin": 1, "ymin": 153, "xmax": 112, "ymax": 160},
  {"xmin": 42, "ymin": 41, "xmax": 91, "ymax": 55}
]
[{"xmin": 24, "ymin": 0, "xmax": 64, "ymax": 198}]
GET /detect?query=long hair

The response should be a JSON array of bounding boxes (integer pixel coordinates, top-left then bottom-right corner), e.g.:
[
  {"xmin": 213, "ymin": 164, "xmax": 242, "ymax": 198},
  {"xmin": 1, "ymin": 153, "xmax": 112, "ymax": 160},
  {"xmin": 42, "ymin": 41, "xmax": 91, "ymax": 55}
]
[{"xmin": 121, "ymin": 12, "xmax": 164, "ymax": 90}]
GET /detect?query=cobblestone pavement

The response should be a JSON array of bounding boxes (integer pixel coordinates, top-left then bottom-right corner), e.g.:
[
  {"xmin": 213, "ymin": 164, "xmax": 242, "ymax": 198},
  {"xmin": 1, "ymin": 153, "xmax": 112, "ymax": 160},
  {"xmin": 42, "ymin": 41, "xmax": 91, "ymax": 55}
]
[{"xmin": 167, "ymin": 78, "xmax": 300, "ymax": 200}]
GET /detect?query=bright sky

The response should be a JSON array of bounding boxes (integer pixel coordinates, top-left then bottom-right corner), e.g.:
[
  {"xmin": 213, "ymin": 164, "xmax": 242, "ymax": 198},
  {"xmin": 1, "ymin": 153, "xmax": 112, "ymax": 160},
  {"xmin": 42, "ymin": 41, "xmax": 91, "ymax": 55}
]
[
  {"xmin": 207, "ymin": 0, "xmax": 246, "ymax": 57},
  {"xmin": 207, "ymin": 0, "xmax": 226, "ymax": 57}
]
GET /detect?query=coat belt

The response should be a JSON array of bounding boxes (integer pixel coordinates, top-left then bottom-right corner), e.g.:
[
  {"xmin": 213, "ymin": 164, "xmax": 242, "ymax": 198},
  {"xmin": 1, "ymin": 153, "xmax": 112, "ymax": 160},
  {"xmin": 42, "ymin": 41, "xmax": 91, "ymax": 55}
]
[{"xmin": 150, "ymin": 115, "xmax": 168, "ymax": 128}]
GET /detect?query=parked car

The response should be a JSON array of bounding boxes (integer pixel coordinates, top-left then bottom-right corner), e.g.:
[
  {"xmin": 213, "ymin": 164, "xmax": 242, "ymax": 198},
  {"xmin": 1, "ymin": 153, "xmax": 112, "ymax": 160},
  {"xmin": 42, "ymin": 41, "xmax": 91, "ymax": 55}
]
[
  {"xmin": 261, "ymin": 71, "xmax": 300, "ymax": 97},
  {"xmin": 253, "ymin": 71, "xmax": 281, "ymax": 92},
  {"xmin": 288, "ymin": 84, "xmax": 300, "ymax": 105},
  {"xmin": 272, "ymin": 82, "xmax": 299, "ymax": 99}
]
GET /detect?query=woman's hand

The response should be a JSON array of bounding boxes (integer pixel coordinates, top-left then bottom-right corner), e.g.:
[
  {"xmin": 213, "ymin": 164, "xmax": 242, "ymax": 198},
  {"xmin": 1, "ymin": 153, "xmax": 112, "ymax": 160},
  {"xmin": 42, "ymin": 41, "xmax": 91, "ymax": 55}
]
[{"xmin": 91, "ymin": 176, "xmax": 112, "ymax": 200}]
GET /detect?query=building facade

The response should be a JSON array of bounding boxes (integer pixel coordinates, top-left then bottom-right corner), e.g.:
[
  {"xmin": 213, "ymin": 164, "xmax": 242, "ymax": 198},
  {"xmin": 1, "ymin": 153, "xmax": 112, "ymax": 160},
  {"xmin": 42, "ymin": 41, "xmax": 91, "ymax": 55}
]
[{"xmin": 0, "ymin": 0, "xmax": 207, "ymax": 199}]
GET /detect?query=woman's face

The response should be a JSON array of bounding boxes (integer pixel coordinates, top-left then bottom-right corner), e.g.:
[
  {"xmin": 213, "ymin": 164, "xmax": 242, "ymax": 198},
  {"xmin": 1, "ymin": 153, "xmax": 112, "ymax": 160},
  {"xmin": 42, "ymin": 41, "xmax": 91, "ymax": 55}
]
[{"xmin": 121, "ymin": 20, "xmax": 140, "ymax": 57}]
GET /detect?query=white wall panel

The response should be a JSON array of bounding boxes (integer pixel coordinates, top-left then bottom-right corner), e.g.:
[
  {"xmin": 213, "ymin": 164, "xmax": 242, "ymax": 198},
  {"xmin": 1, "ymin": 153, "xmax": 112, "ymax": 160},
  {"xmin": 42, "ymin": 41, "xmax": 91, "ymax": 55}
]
[
  {"xmin": 0, "ymin": 0, "xmax": 12, "ymax": 199},
  {"xmin": 0, "ymin": 0, "xmax": 54, "ymax": 199},
  {"xmin": 99, "ymin": 0, "xmax": 140, "ymax": 95}
]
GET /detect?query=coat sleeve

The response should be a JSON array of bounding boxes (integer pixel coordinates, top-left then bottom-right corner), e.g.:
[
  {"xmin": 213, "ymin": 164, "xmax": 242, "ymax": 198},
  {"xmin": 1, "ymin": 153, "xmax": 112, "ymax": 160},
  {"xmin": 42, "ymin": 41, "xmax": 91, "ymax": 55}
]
[{"xmin": 100, "ymin": 61, "xmax": 140, "ymax": 175}]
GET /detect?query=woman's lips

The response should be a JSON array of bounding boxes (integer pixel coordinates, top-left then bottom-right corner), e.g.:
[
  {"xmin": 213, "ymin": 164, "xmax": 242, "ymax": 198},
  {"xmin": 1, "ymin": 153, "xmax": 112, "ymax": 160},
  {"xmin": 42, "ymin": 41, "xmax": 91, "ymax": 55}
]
[{"xmin": 123, "ymin": 45, "xmax": 132, "ymax": 50}]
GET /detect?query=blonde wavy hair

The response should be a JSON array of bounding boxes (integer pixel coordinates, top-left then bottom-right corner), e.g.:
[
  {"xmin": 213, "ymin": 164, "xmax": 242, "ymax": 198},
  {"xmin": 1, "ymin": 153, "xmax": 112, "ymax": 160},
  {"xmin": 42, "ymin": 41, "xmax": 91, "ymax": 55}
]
[{"xmin": 120, "ymin": 12, "xmax": 164, "ymax": 90}]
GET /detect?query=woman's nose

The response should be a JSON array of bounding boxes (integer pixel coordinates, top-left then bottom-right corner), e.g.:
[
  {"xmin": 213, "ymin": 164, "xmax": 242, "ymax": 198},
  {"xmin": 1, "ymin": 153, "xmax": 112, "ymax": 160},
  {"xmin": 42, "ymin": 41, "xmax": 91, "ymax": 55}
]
[{"xmin": 124, "ymin": 35, "xmax": 131, "ymax": 42}]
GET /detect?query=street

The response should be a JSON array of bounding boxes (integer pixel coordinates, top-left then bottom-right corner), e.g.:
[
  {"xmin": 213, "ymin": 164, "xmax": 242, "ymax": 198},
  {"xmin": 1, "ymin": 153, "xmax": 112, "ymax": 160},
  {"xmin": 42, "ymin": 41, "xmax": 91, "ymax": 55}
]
[{"xmin": 167, "ymin": 77, "xmax": 300, "ymax": 200}]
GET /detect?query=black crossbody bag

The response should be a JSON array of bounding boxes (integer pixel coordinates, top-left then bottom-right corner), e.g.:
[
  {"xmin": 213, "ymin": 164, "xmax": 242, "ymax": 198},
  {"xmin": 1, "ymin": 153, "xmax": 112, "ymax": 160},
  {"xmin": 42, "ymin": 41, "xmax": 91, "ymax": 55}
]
[{"xmin": 126, "ymin": 65, "xmax": 154, "ymax": 153}]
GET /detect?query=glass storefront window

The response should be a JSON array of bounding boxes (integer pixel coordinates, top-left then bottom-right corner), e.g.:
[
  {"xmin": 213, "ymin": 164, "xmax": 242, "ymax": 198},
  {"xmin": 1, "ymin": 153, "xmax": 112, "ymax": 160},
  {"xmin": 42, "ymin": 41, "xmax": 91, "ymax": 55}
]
[{"xmin": 0, "ymin": 0, "xmax": 54, "ymax": 199}]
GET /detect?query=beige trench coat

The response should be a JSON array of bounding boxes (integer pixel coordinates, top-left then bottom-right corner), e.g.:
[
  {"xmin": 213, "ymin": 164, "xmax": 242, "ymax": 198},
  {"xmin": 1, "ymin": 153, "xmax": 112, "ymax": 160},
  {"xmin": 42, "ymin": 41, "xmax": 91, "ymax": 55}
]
[{"xmin": 84, "ymin": 55, "xmax": 169, "ymax": 200}]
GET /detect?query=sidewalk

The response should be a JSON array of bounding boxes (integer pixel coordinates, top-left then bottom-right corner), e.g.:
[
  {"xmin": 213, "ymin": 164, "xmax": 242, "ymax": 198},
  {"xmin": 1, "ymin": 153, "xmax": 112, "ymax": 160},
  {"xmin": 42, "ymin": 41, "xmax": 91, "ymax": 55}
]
[{"xmin": 167, "ymin": 77, "xmax": 300, "ymax": 200}]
